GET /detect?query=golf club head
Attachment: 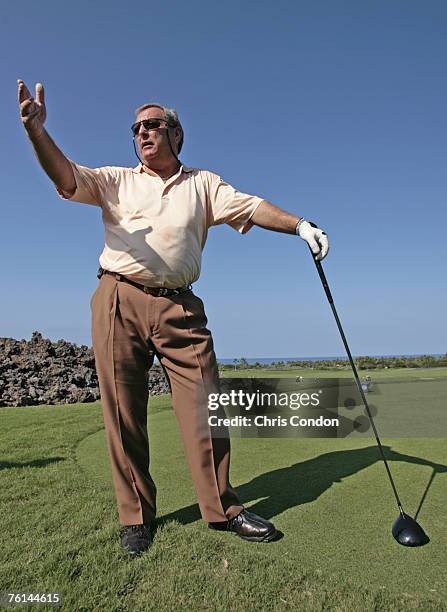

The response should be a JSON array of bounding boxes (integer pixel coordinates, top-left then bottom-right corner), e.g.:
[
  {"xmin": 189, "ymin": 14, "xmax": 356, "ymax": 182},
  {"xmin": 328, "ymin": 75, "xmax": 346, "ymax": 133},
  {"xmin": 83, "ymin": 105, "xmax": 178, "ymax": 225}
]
[{"xmin": 392, "ymin": 512, "xmax": 429, "ymax": 547}]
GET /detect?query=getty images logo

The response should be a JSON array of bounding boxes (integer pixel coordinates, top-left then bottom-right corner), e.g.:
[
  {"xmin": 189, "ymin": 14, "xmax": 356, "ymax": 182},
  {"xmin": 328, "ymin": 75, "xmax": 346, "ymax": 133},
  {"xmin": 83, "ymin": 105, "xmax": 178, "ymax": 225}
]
[
  {"xmin": 206, "ymin": 378, "xmax": 378, "ymax": 438},
  {"xmin": 207, "ymin": 389, "xmax": 321, "ymax": 412}
]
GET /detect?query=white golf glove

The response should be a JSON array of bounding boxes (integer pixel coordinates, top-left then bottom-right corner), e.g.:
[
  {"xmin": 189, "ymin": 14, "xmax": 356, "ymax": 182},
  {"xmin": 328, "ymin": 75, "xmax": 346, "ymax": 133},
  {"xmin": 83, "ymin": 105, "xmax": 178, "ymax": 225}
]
[{"xmin": 296, "ymin": 219, "xmax": 329, "ymax": 261}]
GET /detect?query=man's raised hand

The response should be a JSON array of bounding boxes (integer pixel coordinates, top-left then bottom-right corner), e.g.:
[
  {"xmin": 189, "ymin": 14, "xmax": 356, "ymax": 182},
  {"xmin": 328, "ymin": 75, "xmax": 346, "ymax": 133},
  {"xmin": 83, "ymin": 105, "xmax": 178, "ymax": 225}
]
[{"xmin": 18, "ymin": 80, "xmax": 47, "ymax": 138}]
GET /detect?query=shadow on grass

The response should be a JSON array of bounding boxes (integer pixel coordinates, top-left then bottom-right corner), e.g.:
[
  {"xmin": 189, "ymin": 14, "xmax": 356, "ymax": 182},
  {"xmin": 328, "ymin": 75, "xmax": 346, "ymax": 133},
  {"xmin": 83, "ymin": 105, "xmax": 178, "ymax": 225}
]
[
  {"xmin": 0, "ymin": 457, "xmax": 65, "ymax": 471},
  {"xmin": 157, "ymin": 446, "xmax": 447, "ymax": 527}
]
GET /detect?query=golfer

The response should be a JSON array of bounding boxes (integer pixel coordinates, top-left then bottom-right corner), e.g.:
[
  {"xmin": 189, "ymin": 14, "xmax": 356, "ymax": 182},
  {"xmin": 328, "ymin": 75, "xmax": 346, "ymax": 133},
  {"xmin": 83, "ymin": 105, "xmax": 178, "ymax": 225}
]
[{"xmin": 18, "ymin": 80, "xmax": 329, "ymax": 555}]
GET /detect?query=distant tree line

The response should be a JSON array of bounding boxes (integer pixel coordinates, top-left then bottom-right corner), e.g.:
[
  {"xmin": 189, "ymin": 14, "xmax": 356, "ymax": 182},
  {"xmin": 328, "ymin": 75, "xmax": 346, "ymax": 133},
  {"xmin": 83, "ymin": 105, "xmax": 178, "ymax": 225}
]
[{"xmin": 219, "ymin": 354, "xmax": 447, "ymax": 371}]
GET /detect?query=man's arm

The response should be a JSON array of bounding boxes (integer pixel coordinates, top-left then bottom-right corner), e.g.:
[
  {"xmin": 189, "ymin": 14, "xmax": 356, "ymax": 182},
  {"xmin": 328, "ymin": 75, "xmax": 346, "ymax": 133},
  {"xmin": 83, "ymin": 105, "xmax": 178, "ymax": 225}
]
[
  {"xmin": 250, "ymin": 199, "xmax": 300, "ymax": 234},
  {"xmin": 251, "ymin": 199, "xmax": 329, "ymax": 261},
  {"xmin": 18, "ymin": 79, "xmax": 76, "ymax": 196}
]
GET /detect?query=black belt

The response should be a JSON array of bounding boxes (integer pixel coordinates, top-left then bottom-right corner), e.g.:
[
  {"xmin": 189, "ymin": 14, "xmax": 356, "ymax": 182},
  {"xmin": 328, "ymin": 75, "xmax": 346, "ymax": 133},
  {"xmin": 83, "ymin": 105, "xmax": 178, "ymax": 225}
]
[{"xmin": 97, "ymin": 268, "xmax": 191, "ymax": 297}]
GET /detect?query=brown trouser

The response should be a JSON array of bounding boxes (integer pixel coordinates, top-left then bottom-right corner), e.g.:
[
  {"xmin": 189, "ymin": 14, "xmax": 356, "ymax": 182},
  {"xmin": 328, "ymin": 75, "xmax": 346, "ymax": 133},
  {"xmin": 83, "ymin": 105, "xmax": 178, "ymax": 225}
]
[{"xmin": 91, "ymin": 273, "xmax": 243, "ymax": 526}]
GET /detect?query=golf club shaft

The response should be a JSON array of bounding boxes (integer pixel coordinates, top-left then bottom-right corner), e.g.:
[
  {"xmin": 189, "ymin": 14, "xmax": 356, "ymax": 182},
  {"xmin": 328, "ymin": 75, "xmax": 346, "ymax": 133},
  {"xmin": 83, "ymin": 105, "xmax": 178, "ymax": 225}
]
[{"xmin": 312, "ymin": 255, "xmax": 404, "ymax": 513}]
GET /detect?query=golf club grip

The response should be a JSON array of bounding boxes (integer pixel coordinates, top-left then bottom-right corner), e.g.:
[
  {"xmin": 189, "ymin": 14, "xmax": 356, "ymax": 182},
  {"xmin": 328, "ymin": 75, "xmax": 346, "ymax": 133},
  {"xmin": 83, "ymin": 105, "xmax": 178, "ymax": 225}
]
[{"xmin": 312, "ymin": 256, "xmax": 334, "ymax": 304}]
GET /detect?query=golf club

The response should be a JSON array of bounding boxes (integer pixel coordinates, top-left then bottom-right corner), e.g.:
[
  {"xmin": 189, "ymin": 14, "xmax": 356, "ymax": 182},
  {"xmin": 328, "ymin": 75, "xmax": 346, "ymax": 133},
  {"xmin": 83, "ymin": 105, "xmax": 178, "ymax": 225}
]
[{"xmin": 309, "ymin": 247, "xmax": 429, "ymax": 547}]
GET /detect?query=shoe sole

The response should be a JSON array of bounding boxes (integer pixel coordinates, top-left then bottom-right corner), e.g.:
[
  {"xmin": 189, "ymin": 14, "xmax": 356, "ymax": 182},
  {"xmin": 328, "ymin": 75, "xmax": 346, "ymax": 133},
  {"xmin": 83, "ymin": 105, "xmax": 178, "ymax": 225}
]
[
  {"xmin": 122, "ymin": 545, "xmax": 150, "ymax": 556},
  {"xmin": 121, "ymin": 539, "xmax": 152, "ymax": 556},
  {"xmin": 208, "ymin": 526, "xmax": 278, "ymax": 543},
  {"xmin": 237, "ymin": 528, "xmax": 278, "ymax": 543}
]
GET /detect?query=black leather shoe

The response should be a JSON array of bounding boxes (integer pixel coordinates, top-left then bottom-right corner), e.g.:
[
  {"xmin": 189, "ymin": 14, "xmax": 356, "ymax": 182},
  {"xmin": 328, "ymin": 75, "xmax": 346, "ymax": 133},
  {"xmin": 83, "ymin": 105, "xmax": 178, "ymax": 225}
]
[
  {"xmin": 209, "ymin": 510, "xmax": 277, "ymax": 542},
  {"xmin": 120, "ymin": 524, "xmax": 152, "ymax": 555}
]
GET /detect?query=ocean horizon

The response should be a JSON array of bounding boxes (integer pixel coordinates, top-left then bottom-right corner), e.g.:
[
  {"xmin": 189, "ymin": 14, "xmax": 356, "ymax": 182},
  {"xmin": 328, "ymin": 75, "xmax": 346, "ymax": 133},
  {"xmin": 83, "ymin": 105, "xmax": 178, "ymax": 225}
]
[{"xmin": 216, "ymin": 353, "xmax": 443, "ymax": 365}]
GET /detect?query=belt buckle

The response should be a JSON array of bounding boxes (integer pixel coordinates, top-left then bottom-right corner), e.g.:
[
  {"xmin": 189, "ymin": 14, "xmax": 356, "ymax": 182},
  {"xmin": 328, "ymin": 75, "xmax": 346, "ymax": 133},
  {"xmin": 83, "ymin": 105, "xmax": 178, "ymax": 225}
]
[{"xmin": 143, "ymin": 286, "xmax": 167, "ymax": 296}]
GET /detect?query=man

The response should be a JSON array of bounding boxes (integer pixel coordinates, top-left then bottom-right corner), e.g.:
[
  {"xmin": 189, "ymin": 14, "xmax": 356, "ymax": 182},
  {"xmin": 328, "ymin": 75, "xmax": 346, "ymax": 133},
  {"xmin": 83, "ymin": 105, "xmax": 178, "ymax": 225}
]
[{"xmin": 18, "ymin": 80, "xmax": 329, "ymax": 555}]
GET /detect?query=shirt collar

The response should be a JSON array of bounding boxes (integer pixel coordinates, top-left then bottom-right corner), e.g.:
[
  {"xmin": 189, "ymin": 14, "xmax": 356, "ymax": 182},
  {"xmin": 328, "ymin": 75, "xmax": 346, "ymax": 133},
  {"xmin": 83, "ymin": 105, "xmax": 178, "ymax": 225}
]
[{"xmin": 132, "ymin": 163, "xmax": 194, "ymax": 175}]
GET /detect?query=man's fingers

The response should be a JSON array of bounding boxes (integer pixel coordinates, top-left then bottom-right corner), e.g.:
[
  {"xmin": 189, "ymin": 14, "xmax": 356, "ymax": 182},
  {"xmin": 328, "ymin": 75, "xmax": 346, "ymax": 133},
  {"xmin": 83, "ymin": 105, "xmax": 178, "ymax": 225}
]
[
  {"xmin": 18, "ymin": 80, "xmax": 45, "ymax": 109},
  {"xmin": 19, "ymin": 97, "xmax": 35, "ymax": 115},
  {"xmin": 18, "ymin": 79, "xmax": 32, "ymax": 103},
  {"xmin": 313, "ymin": 233, "xmax": 329, "ymax": 261},
  {"xmin": 317, "ymin": 234, "xmax": 329, "ymax": 260},
  {"xmin": 35, "ymin": 82, "xmax": 45, "ymax": 105},
  {"xmin": 23, "ymin": 107, "xmax": 41, "ymax": 124},
  {"xmin": 308, "ymin": 238, "xmax": 321, "ymax": 256}
]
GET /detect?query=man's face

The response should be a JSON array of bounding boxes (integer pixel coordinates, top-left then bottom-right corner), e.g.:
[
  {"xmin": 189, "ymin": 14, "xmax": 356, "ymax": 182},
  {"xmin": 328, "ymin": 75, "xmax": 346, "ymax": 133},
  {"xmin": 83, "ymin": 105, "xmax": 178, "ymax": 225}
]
[{"xmin": 134, "ymin": 107, "xmax": 180, "ymax": 166}]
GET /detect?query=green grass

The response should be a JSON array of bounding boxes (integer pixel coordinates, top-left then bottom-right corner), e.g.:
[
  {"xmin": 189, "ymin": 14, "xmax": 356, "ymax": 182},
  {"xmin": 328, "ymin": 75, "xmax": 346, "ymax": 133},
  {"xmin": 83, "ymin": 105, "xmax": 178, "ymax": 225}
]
[
  {"xmin": 1, "ymin": 368, "xmax": 446, "ymax": 611},
  {"xmin": 222, "ymin": 366, "xmax": 447, "ymax": 379}
]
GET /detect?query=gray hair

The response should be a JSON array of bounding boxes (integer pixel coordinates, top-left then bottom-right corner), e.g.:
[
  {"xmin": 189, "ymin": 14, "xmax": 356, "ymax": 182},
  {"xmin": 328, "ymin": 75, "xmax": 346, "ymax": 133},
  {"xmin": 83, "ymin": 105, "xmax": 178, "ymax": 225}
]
[{"xmin": 134, "ymin": 103, "xmax": 184, "ymax": 154}]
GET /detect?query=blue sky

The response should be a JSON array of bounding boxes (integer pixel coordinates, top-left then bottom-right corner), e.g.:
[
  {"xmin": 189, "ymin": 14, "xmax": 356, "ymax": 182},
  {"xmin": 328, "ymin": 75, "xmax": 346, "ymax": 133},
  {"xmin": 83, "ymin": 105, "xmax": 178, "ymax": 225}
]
[{"xmin": 1, "ymin": 0, "xmax": 446, "ymax": 358}]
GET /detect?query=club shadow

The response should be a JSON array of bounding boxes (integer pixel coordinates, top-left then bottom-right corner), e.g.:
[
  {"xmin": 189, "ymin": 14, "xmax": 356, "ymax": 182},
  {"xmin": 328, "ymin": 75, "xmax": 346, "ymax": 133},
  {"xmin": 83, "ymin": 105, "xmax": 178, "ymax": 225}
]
[{"xmin": 157, "ymin": 445, "xmax": 446, "ymax": 527}]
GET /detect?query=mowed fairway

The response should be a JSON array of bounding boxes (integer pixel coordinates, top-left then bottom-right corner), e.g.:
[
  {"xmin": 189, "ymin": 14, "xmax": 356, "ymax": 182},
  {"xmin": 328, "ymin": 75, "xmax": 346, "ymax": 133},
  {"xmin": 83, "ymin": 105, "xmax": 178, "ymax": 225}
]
[{"xmin": 1, "ymin": 369, "xmax": 446, "ymax": 611}]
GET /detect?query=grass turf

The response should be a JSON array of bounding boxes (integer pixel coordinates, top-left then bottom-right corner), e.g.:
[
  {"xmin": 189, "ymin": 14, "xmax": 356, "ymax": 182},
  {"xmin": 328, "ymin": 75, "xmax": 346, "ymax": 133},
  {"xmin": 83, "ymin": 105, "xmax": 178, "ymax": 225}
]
[
  {"xmin": 0, "ymin": 370, "xmax": 446, "ymax": 611},
  {"xmin": 222, "ymin": 366, "xmax": 447, "ymax": 379}
]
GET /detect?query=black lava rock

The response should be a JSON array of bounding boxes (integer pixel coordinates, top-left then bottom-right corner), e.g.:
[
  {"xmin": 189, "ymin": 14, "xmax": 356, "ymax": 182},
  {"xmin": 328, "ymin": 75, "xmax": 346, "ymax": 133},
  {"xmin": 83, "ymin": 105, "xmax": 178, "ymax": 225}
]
[{"xmin": 0, "ymin": 332, "xmax": 170, "ymax": 407}]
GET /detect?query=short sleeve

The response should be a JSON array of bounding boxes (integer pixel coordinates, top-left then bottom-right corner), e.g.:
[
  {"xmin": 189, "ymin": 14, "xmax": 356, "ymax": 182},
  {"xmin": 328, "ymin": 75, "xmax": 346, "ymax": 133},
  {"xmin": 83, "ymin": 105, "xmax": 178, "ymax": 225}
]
[
  {"xmin": 206, "ymin": 172, "xmax": 263, "ymax": 234},
  {"xmin": 56, "ymin": 162, "xmax": 113, "ymax": 207}
]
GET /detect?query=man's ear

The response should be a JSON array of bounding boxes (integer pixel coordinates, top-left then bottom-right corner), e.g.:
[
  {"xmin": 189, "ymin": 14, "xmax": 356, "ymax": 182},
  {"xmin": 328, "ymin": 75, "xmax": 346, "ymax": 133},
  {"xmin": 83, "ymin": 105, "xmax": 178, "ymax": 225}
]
[{"xmin": 173, "ymin": 126, "xmax": 182, "ymax": 149}]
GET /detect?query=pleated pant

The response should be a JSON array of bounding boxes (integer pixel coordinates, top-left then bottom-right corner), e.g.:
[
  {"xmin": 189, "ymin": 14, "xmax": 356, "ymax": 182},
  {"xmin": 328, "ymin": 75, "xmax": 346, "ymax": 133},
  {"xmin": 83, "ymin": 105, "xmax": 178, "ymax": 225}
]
[{"xmin": 91, "ymin": 273, "xmax": 243, "ymax": 526}]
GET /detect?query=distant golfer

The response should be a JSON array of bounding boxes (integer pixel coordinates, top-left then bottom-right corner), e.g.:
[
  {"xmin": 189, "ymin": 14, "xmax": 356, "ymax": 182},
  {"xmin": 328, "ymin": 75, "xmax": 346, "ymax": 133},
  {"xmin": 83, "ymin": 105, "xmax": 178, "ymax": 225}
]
[{"xmin": 18, "ymin": 80, "xmax": 329, "ymax": 555}]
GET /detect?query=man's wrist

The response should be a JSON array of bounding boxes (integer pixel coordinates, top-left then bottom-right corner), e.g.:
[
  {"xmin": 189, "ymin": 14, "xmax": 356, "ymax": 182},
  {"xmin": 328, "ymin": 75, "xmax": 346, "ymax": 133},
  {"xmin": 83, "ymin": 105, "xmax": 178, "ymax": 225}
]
[
  {"xmin": 27, "ymin": 126, "xmax": 46, "ymax": 143},
  {"xmin": 295, "ymin": 218, "xmax": 306, "ymax": 235}
]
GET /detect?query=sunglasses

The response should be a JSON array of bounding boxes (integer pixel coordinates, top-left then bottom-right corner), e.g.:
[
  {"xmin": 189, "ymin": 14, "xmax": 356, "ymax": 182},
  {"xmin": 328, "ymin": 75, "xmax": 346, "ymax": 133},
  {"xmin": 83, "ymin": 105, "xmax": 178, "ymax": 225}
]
[{"xmin": 131, "ymin": 118, "xmax": 172, "ymax": 136}]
